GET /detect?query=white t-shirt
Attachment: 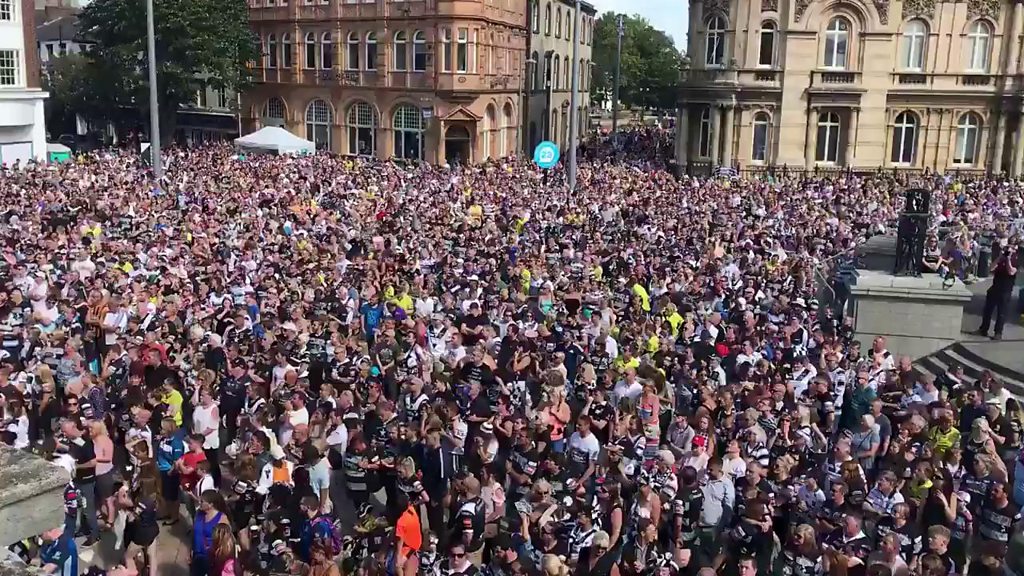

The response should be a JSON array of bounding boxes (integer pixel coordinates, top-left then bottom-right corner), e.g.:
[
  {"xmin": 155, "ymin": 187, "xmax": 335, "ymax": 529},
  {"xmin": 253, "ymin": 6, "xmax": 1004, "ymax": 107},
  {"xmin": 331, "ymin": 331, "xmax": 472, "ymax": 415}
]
[
  {"xmin": 567, "ymin": 431, "xmax": 601, "ymax": 466},
  {"xmin": 326, "ymin": 424, "xmax": 349, "ymax": 456},
  {"xmin": 192, "ymin": 403, "xmax": 221, "ymax": 449},
  {"xmin": 6, "ymin": 414, "xmax": 29, "ymax": 449}
]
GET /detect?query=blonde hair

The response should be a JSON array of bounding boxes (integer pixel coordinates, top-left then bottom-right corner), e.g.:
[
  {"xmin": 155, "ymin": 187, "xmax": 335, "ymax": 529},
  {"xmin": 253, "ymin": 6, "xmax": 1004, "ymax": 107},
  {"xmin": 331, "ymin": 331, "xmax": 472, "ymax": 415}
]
[
  {"xmin": 90, "ymin": 420, "xmax": 109, "ymax": 438},
  {"xmin": 541, "ymin": 554, "xmax": 569, "ymax": 576}
]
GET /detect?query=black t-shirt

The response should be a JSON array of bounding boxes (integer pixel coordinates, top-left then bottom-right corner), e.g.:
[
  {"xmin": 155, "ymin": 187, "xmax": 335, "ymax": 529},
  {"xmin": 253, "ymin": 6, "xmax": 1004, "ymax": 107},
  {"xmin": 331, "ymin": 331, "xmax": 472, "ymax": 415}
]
[
  {"xmin": 68, "ymin": 437, "xmax": 97, "ymax": 483},
  {"xmin": 459, "ymin": 314, "xmax": 490, "ymax": 347},
  {"xmin": 992, "ymin": 253, "xmax": 1018, "ymax": 293}
]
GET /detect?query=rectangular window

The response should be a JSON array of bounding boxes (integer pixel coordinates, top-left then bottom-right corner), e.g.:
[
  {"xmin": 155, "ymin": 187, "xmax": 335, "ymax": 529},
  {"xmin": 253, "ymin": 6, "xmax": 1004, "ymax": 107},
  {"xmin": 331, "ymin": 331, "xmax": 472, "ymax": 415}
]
[
  {"xmin": 442, "ymin": 28, "xmax": 452, "ymax": 72},
  {"xmin": 0, "ymin": 0, "xmax": 13, "ymax": 21},
  {"xmin": 217, "ymin": 88, "xmax": 229, "ymax": 109},
  {"xmin": 0, "ymin": 50, "xmax": 20, "ymax": 87},
  {"xmin": 456, "ymin": 28, "xmax": 468, "ymax": 73},
  {"xmin": 196, "ymin": 88, "xmax": 208, "ymax": 108},
  {"xmin": 305, "ymin": 41, "xmax": 317, "ymax": 69}
]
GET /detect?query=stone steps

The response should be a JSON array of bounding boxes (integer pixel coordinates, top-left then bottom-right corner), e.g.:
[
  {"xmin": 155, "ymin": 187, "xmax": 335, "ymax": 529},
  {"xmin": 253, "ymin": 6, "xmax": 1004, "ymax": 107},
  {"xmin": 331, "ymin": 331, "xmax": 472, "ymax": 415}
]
[{"xmin": 913, "ymin": 342, "xmax": 1024, "ymax": 398}]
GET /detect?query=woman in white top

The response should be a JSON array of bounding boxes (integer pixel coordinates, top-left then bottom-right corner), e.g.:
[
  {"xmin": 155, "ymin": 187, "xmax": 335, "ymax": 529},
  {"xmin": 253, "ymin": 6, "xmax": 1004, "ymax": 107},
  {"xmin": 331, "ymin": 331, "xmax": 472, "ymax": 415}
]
[
  {"xmin": 4, "ymin": 399, "xmax": 29, "ymax": 449},
  {"xmin": 192, "ymin": 388, "xmax": 221, "ymax": 484}
]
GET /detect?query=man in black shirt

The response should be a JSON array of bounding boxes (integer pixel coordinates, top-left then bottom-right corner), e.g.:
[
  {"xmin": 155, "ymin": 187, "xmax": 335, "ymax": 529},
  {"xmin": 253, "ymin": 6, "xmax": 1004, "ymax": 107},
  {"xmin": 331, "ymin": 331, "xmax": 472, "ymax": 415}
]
[
  {"xmin": 59, "ymin": 417, "xmax": 99, "ymax": 546},
  {"xmin": 978, "ymin": 242, "xmax": 1017, "ymax": 340}
]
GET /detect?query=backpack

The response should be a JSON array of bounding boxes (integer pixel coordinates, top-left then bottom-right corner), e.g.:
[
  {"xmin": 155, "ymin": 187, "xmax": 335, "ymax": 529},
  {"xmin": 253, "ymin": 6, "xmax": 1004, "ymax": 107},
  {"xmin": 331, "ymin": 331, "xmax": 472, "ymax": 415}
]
[{"xmin": 311, "ymin": 515, "xmax": 343, "ymax": 557}]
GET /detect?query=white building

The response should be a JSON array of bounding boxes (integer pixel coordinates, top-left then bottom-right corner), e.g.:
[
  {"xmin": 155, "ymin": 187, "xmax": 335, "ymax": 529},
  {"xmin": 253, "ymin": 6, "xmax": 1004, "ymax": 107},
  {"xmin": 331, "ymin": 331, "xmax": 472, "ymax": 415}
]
[{"xmin": 0, "ymin": 0, "xmax": 47, "ymax": 164}]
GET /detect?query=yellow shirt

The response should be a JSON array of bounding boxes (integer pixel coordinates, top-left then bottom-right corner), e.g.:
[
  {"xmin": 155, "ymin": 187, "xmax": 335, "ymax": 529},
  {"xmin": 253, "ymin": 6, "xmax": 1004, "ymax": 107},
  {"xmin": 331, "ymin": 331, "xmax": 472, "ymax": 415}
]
[
  {"xmin": 392, "ymin": 294, "xmax": 414, "ymax": 314},
  {"xmin": 665, "ymin": 312, "xmax": 684, "ymax": 337},
  {"xmin": 162, "ymin": 389, "xmax": 184, "ymax": 426},
  {"xmin": 929, "ymin": 426, "xmax": 960, "ymax": 456},
  {"xmin": 631, "ymin": 283, "xmax": 651, "ymax": 312},
  {"xmin": 614, "ymin": 356, "xmax": 640, "ymax": 371}
]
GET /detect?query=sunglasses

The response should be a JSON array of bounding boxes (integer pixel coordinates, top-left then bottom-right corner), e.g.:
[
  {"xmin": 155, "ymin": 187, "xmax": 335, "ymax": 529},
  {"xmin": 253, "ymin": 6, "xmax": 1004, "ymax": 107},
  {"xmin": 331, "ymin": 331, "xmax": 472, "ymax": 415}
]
[{"xmin": 450, "ymin": 552, "xmax": 465, "ymax": 558}]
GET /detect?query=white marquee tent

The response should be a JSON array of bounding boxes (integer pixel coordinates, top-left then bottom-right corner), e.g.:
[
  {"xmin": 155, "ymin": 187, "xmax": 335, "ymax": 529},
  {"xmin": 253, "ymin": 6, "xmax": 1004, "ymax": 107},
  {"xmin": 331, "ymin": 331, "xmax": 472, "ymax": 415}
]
[{"xmin": 233, "ymin": 126, "xmax": 314, "ymax": 155}]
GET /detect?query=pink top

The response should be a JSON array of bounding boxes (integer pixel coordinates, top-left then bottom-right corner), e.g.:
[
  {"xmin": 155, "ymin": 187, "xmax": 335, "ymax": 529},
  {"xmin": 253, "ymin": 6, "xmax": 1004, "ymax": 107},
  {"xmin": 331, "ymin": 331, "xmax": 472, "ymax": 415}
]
[
  {"xmin": 94, "ymin": 435, "xmax": 114, "ymax": 475},
  {"xmin": 221, "ymin": 559, "xmax": 236, "ymax": 576}
]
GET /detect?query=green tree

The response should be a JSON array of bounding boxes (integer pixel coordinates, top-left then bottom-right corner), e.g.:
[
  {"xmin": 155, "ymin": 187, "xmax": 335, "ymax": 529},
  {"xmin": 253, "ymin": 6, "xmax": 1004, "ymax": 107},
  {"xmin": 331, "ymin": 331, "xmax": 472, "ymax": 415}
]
[
  {"xmin": 77, "ymin": 0, "xmax": 258, "ymax": 143},
  {"xmin": 591, "ymin": 13, "xmax": 682, "ymax": 111},
  {"xmin": 44, "ymin": 53, "xmax": 137, "ymax": 135}
]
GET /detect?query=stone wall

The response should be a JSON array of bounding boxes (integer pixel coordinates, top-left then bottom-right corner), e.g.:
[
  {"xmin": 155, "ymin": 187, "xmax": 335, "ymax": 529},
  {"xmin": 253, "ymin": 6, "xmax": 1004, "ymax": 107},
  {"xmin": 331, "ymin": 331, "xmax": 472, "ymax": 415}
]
[{"xmin": 0, "ymin": 446, "xmax": 70, "ymax": 548}]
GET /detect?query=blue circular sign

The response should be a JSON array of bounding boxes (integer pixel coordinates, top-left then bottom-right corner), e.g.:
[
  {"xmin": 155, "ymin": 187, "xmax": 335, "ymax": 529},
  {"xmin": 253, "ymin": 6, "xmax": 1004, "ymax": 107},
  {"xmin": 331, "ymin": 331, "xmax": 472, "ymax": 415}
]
[{"xmin": 533, "ymin": 141, "xmax": 560, "ymax": 169}]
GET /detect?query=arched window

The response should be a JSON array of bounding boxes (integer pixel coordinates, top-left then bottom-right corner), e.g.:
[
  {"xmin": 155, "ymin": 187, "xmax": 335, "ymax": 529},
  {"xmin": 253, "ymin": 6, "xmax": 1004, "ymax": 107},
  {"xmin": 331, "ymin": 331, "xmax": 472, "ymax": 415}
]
[
  {"xmin": 304, "ymin": 32, "xmax": 317, "ymax": 69},
  {"xmin": 544, "ymin": 2, "xmax": 551, "ymax": 35},
  {"xmin": 555, "ymin": 7, "xmax": 561, "ymax": 38},
  {"xmin": 346, "ymin": 31, "xmax": 360, "ymax": 70},
  {"xmin": 267, "ymin": 34, "xmax": 278, "ymax": 68},
  {"xmin": 365, "ymin": 32, "xmax": 378, "ymax": 70},
  {"xmin": 281, "ymin": 33, "xmax": 293, "ymax": 69},
  {"xmin": 563, "ymin": 55, "xmax": 569, "ymax": 90},
  {"xmin": 501, "ymin": 102, "xmax": 513, "ymax": 157},
  {"xmin": 901, "ymin": 20, "xmax": 926, "ymax": 71},
  {"xmin": 698, "ymin": 107, "xmax": 712, "ymax": 157},
  {"xmin": 967, "ymin": 20, "xmax": 991, "ymax": 71},
  {"xmin": 532, "ymin": 0, "xmax": 540, "ymax": 33},
  {"xmin": 823, "ymin": 17, "xmax": 849, "ymax": 69},
  {"xmin": 262, "ymin": 96, "xmax": 286, "ymax": 127},
  {"xmin": 347, "ymin": 101, "xmax": 378, "ymax": 155},
  {"xmin": 815, "ymin": 111, "xmax": 842, "ymax": 163},
  {"xmin": 553, "ymin": 57, "xmax": 560, "ymax": 90},
  {"xmin": 413, "ymin": 30, "xmax": 428, "ymax": 71},
  {"xmin": 321, "ymin": 32, "xmax": 333, "ymax": 70},
  {"xmin": 758, "ymin": 22, "xmax": 776, "ymax": 67},
  {"xmin": 393, "ymin": 104, "xmax": 423, "ymax": 159},
  {"xmin": 564, "ymin": 11, "xmax": 571, "ymax": 41},
  {"xmin": 305, "ymin": 98, "xmax": 333, "ymax": 150},
  {"xmin": 393, "ymin": 31, "xmax": 408, "ymax": 71},
  {"xmin": 705, "ymin": 16, "xmax": 725, "ymax": 66},
  {"xmin": 530, "ymin": 50, "xmax": 539, "ymax": 90},
  {"xmin": 890, "ymin": 111, "xmax": 917, "ymax": 164},
  {"xmin": 954, "ymin": 112, "xmax": 981, "ymax": 165},
  {"xmin": 550, "ymin": 109, "xmax": 558, "ymax": 144},
  {"xmin": 752, "ymin": 111, "xmax": 771, "ymax": 162},
  {"xmin": 483, "ymin": 104, "xmax": 496, "ymax": 160}
]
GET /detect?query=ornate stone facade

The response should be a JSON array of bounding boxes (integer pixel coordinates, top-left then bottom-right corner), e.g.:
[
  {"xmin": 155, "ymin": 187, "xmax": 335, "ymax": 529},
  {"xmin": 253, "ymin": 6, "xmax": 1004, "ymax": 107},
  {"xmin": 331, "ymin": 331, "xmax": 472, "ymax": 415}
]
[
  {"xmin": 968, "ymin": 0, "xmax": 1003, "ymax": 20},
  {"xmin": 902, "ymin": 0, "xmax": 936, "ymax": 20},
  {"xmin": 680, "ymin": 0, "xmax": 1024, "ymax": 174}
]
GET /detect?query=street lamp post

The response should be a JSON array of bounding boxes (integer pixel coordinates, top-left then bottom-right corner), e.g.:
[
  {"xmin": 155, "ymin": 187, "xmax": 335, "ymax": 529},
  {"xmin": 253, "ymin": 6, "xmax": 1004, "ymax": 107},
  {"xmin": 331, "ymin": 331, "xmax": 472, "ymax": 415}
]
[
  {"xmin": 611, "ymin": 14, "xmax": 623, "ymax": 147},
  {"xmin": 567, "ymin": 0, "xmax": 581, "ymax": 191},
  {"xmin": 146, "ymin": 0, "xmax": 162, "ymax": 181}
]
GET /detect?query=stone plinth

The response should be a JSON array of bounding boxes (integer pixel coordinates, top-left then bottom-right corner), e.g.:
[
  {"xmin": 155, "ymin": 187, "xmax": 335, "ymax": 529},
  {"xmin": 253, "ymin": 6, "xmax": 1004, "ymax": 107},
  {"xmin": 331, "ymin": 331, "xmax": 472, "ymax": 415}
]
[
  {"xmin": 848, "ymin": 270, "xmax": 974, "ymax": 362},
  {"xmin": 0, "ymin": 447, "xmax": 70, "ymax": 548}
]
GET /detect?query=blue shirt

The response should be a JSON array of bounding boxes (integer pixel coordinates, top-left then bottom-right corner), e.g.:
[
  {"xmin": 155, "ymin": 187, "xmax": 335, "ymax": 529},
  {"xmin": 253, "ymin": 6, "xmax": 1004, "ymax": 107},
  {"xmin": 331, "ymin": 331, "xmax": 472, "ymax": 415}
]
[
  {"xmin": 300, "ymin": 515, "xmax": 335, "ymax": 562},
  {"xmin": 41, "ymin": 534, "xmax": 78, "ymax": 576},
  {"xmin": 360, "ymin": 302, "xmax": 385, "ymax": 335},
  {"xmin": 156, "ymin": 429, "xmax": 185, "ymax": 472}
]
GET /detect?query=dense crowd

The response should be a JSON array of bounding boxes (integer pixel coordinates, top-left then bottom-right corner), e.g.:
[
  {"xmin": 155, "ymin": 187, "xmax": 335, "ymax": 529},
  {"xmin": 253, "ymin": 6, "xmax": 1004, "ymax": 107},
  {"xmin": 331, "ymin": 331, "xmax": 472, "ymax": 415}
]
[{"xmin": 1, "ymin": 129, "xmax": 1024, "ymax": 576}]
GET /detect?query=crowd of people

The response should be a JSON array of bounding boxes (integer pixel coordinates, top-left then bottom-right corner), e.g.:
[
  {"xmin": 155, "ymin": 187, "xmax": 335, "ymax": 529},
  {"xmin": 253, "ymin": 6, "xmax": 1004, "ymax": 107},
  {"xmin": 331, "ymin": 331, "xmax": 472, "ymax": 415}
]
[{"xmin": 1, "ymin": 128, "xmax": 1023, "ymax": 576}]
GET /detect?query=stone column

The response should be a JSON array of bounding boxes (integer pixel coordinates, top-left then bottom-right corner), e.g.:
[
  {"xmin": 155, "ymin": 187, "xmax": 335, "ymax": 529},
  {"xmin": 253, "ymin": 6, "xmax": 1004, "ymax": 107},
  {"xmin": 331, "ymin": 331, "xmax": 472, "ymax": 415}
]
[
  {"xmin": 710, "ymin": 104, "xmax": 722, "ymax": 165},
  {"xmin": 846, "ymin": 107, "xmax": 860, "ymax": 167},
  {"xmin": 804, "ymin": 106, "xmax": 816, "ymax": 170},
  {"xmin": 689, "ymin": 1, "xmax": 703, "ymax": 58},
  {"xmin": 722, "ymin": 104, "xmax": 735, "ymax": 167},
  {"xmin": 1015, "ymin": 110, "xmax": 1024, "ymax": 176},
  {"xmin": 1011, "ymin": 2, "xmax": 1024, "ymax": 73},
  {"xmin": 676, "ymin": 106, "xmax": 690, "ymax": 167},
  {"xmin": 993, "ymin": 110, "xmax": 1007, "ymax": 173}
]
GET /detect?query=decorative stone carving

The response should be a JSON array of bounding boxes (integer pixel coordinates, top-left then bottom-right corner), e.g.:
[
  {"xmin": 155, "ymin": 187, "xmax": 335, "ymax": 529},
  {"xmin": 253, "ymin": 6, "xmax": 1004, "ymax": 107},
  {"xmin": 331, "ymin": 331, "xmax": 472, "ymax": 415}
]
[
  {"xmin": 967, "ymin": 0, "xmax": 1001, "ymax": 21},
  {"xmin": 762, "ymin": 0, "xmax": 778, "ymax": 12},
  {"xmin": 795, "ymin": 0, "xmax": 811, "ymax": 21},
  {"xmin": 704, "ymin": 0, "xmax": 728, "ymax": 16},
  {"xmin": 874, "ymin": 0, "xmax": 890, "ymax": 23},
  {"xmin": 902, "ymin": 0, "xmax": 936, "ymax": 20}
]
